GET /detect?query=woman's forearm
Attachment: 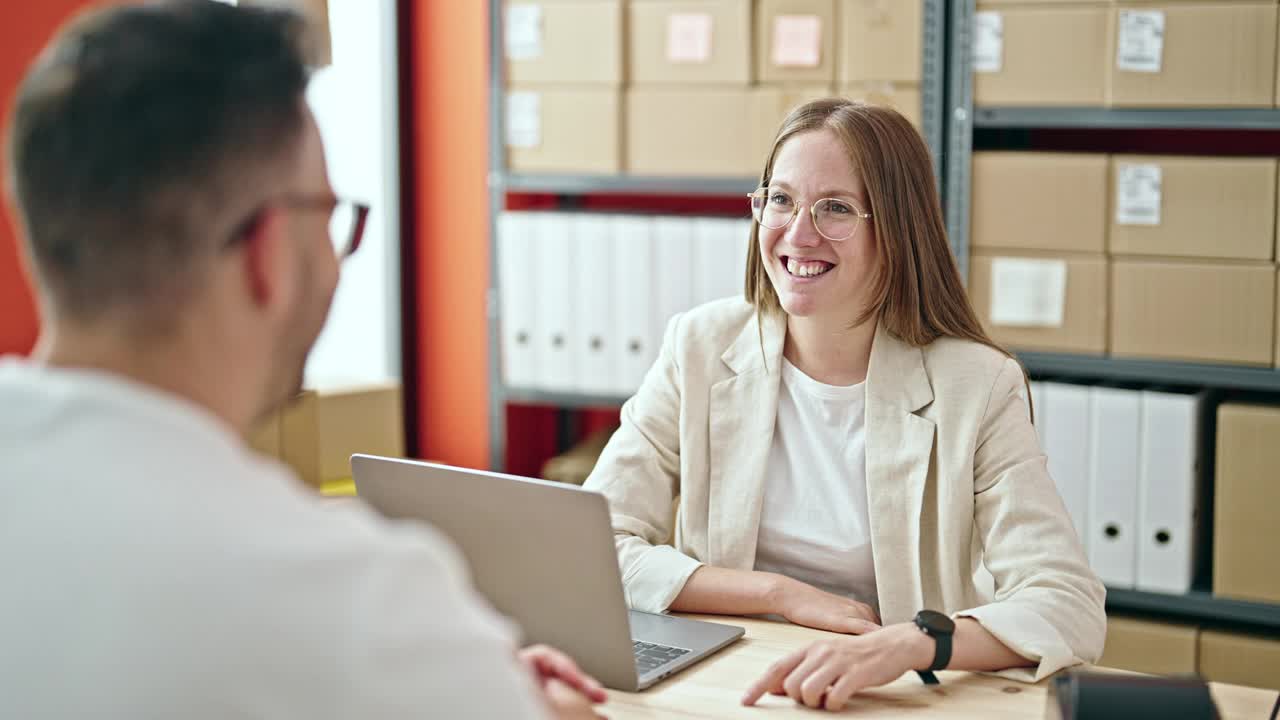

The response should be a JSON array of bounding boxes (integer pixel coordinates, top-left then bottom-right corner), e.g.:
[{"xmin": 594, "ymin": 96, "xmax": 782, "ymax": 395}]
[
  {"xmin": 668, "ymin": 566, "xmax": 787, "ymax": 616},
  {"xmin": 944, "ymin": 618, "xmax": 1034, "ymax": 672}
]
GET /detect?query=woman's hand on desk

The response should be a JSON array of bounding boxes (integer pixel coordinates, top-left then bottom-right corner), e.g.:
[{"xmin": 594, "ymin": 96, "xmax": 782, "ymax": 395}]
[
  {"xmin": 740, "ymin": 623, "xmax": 933, "ymax": 712},
  {"xmin": 773, "ymin": 576, "xmax": 881, "ymax": 636}
]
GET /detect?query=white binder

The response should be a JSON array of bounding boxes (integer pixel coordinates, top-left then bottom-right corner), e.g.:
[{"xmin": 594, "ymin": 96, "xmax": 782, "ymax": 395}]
[
  {"xmin": 1137, "ymin": 390, "xmax": 1203, "ymax": 594},
  {"xmin": 570, "ymin": 214, "xmax": 615, "ymax": 395},
  {"xmin": 1087, "ymin": 387, "xmax": 1142, "ymax": 588},
  {"xmin": 1042, "ymin": 382, "xmax": 1092, "ymax": 551},
  {"xmin": 652, "ymin": 216, "xmax": 695, "ymax": 350},
  {"xmin": 612, "ymin": 215, "xmax": 655, "ymax": 396},
  {"xmin": 496, "ymin": 212, "xmax": 538, "ymax": 389},
  {"xmin": 692, "ymin": 218, "xmax": 726, "ymax": 307},
  {"xmin": 532, "ymin": 212, "xmax": 575, "ymax": 392}
]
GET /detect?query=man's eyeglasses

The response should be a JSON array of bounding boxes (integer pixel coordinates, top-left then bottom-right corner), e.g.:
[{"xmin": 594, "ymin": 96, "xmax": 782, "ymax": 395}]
[{"xmin": 226, "ymin": 195, "xmax": 370, "ymax": 260}]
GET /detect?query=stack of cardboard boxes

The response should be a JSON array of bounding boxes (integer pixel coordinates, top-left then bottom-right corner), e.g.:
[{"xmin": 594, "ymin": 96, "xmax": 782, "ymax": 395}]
[
  {"xmin": 974, "ymin": 1, "xmax": 1278, "ymax": 108},
  {"xmin": 248, "ymin": 382, "xmax": 406, "ymax": 492},
  {"xmin": 504, "ymin": 0, "xmax": 926, "ymax": 177},
  {"xmin": 970, "ymin": 151, "xmax": 1280, "ymax": 367},
  {"xmin": 504, "ymin": 1, "xmax": 625, "ymax": 173}
]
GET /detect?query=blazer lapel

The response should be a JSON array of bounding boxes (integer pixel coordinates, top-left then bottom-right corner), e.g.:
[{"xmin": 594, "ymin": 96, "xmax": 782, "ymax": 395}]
[
  {"xmin": 864, "ymin": 323, "xmax": 937, "ymax": 625},
  {"xmin": 707, "ymin": 310, "xmax": 785, "ymax": 569}
]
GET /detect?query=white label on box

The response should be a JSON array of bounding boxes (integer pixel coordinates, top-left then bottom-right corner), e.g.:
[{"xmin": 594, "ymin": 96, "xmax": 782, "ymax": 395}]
[
  {"xmin": 667, "ymin": 13, "xmax": 714, "ymax": 63},
  {"xmin": 1117, "ymin": 10, "xmax": 1164, "ymax": 73},
  {"xmin": 505, "ymin": 91, "xmax": 541, "ymax": 148},
  {"xmin": 505, "ymin": 5, "xmax": 543, "ymax": 61},
  {"xmin": 990, "ymin": 258, "xmax": 1068, "ymax": 328},
  {"xmin": 972, "ymin": 12, "xmax": 1003, "ymax": 73},
  {"xmin": 1116, "ymin": 163, "xmax": 1163, "ymax": 226},
  {"xmin": 772, "ymin": 15, "xmax": 822, "ymax": 68}
]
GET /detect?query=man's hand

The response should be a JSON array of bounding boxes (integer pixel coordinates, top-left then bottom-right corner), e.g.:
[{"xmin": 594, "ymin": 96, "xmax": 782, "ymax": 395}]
[
  {"xmin": 741, "ymin": 623, "xmax": 933, "ymax": 711},
  {"xmin": 773, "ymin": 576, "xmax": 881, "ymax": 636},
  {"xmin": 543, "ymin": 679, "xmax": 608, "ymax": 720},
  {"xmin": 518, "ymin": 645, "xmax": 608, "ymax": 704}
]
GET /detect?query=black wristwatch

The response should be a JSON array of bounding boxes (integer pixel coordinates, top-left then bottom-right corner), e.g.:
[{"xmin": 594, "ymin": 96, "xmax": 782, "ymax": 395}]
[{"xmin": 912, "ymin": 610, "xmax": 955, "ymax": 685}]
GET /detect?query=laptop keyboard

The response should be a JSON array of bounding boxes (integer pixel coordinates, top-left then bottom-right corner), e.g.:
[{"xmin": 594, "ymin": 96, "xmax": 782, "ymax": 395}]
[{"xmin": 633, "ymin": 640, "xmax": 691, "ymax": 674}]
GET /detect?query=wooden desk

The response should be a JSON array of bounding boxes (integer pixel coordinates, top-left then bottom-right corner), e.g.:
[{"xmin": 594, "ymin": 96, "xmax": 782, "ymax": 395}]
[{"xmin": 605, "ymin": 616, "xmax": 1279, "ymax": 719}]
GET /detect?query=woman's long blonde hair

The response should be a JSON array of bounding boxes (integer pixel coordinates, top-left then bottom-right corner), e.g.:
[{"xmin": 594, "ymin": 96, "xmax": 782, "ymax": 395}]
[{"xmin": 745, "ymin": 98, "xmax": 1016, "ymax": 366}]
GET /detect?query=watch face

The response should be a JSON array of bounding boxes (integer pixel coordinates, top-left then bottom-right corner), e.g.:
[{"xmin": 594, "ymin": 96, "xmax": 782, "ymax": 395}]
[{"xmin": 916, "ymin": 610, "xmax": 955, "ymax": 635}]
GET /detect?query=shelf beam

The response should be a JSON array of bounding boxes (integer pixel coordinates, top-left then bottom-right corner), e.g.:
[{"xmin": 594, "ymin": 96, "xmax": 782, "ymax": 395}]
[
  {"xmin": 501, "ymin": 387, "xmax": 630, "ymax": 410},
  {"xmin": 1018, "ymin": 352, "xmax": 1280, "ymax": 393},
  {"xmin": 1107, "ymin": 588, "xmax": 1280, "ymax": 633},
  {"xmin": 974, "ymin": 107, "xmax": 1280, "ymax": 130},
  {"xmin": 500, "ymin": 173, "xmax": 758, "ymax": 197}
]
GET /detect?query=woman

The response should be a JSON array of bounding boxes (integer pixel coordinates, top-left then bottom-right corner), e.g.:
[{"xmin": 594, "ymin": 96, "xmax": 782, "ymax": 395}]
[{"xmin": 582, "ymin": 99, "xmax": 1105, "ymax": 711}]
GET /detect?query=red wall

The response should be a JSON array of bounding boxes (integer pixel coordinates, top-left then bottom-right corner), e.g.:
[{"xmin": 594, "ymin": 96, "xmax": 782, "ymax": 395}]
[{"xmin": 0, "ymin": 2, "xmax": 101, "ymax": 355}]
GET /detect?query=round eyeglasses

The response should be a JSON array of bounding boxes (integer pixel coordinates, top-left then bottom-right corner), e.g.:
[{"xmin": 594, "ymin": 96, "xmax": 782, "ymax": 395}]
[{"xmin": 748, "ymin": 188, "xmax": 872, "ymax": 242}]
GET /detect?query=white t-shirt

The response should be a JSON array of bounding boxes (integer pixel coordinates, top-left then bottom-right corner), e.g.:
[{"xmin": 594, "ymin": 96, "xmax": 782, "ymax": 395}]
[
  {"xmin": 0, "ymin": 359, "xmax": 548, "ymax": 719},
  {"xmin": 753, "ymin": 358, "xmax": 879, "ymax": 614}
]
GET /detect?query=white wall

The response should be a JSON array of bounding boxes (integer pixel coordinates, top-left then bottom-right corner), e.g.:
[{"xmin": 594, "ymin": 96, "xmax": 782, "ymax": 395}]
[{"xmin": 304, "ymin": 0, "xmax": 402, "ymax": 389}]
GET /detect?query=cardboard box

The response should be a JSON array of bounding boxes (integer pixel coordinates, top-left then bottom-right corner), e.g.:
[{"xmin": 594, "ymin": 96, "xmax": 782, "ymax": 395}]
[
  {"xmin": 506, "ymin": 88, "xmax": 621, "ymax": 173},
  {"xmin": 1108, "ymin": 3, "xmax": 1277, "ymax": 108},
  {"xmin": 628, "ymin": 0, "xmax": 751, "ymax": 85},
  {"xmin": 751, "ymin": 86, "xmax": 837, "ymax": 155},
  {"xmin": 240, "ymin": 0, "xmax": 331, "ymax": 67},
  {"xmin": 973, "ymin": 5, "xmax": 1110, "ymax": 106},
  {"xmin": 837, "ymin": 0, "xmax": 922, "ymax": 85},
  {"xmin": 1110, "ymin": 260, "xmax": 1276, "ymax": 365},
  {"xmin": 1109, "ymin": 156, "xmax": 1277, "ymax": 261},
  {"xmin": 1214, "ymin": 403, "xmax": 1280, "ymax": 605},
  {"xmin": 969, "ymin": 251, "xmax": 1109, "ymax": 354},
  {"xmin": 1099, "ymin": 616, "xmax": 1199, "ymax": 676},
  {"xmin": 504, "ymin": 1, "xmax": 623, "ymax": 86},
  {"xmin": 1199, "ymin": 630, "xmax": 1280, "ymax": 691},
  {"xmin": 971, "ymin": 152, "xmax": 1109, "ymax": 254},
  {"xmin": 840, "ymin": 83, "xmax": 921, "ymax": 127},
  {"xmin": 628, "ymin": 88, "xmax": 763, "ymax": 176},
  {"xmin": 756, "ymin": 0, "xmax": 837, "ymax": 85},
  {"xmin": 280, "ymin": 383, "xmax": 405, "ymax": 487}
]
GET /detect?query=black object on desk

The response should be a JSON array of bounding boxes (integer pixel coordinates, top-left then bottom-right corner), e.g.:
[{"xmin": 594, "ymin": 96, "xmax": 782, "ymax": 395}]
[{"xmin": 1045, "ymin": 669, "xmax": 1220, "ymax": 720}]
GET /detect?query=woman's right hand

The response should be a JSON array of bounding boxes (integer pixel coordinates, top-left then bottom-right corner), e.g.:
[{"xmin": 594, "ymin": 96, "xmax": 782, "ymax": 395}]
[{"xmin": 772, "ymin": 575, "xmax": 881, "ymax": 636}]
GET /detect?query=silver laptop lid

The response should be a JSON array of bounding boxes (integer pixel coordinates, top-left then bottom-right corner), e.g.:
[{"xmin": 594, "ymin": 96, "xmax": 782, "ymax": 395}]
[{"xmin": 351, "ymin": 454, "xmax": 641, "ymax": 690}]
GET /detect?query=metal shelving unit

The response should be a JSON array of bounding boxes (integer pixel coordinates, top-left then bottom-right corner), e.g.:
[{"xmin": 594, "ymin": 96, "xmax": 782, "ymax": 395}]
[
  {"xmin": 945, "ymin": 0, "xmax": 1280, "ymax": 635},
  {"xmin": 487, "ymin": 0, "xmax": 951, "ymax": 470}
]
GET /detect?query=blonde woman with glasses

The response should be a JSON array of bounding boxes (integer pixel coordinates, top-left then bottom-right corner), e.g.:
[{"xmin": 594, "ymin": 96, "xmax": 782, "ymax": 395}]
[{"xmin": 583, "ymin": 99, "xmax": 1105, "ymax": 712}]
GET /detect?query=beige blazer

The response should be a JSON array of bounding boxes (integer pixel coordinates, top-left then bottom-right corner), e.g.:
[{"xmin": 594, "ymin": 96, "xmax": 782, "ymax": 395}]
[{"xmin": 583, "ymin": 298, "xmax": 1106, "ymax": 681}]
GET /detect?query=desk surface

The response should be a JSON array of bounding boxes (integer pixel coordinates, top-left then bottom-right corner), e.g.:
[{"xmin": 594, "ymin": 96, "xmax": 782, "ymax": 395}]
[{"xmin": 605, "ymin": 616, "xmax": 1279, "ymax": 719}]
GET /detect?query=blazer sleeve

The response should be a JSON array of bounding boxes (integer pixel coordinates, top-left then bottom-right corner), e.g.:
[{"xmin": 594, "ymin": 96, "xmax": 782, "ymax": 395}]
[
  {"xmin": 582, "ymin": 314, "xmax": 703, "ymax": 614},
  {"xmin": 956, "ymin": 357, "xmax": 1107, "ymax": 682}
]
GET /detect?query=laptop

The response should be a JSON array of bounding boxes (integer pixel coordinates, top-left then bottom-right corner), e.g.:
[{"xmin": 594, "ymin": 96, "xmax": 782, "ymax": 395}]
[{"xmin": 351, "ymin": 455, "xmax": 745, "ymax": 691}]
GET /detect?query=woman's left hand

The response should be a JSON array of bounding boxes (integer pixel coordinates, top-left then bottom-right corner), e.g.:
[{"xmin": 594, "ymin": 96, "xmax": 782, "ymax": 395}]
[{"xmin": 740, "ymin": 623, "xmax": 934, "ymax": 711}]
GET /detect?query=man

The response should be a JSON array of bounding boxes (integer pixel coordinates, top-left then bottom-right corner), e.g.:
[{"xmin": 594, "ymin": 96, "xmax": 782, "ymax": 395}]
[{"xmin": 0, "ymin": 2, "xmax": 605, "ymax": 717}]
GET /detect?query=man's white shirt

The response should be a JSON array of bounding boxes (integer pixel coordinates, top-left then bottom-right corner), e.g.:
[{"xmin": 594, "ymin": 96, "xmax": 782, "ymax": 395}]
[{"xmin": 0, "ymin": 359, "xmax": 548, "ymax": 719}]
